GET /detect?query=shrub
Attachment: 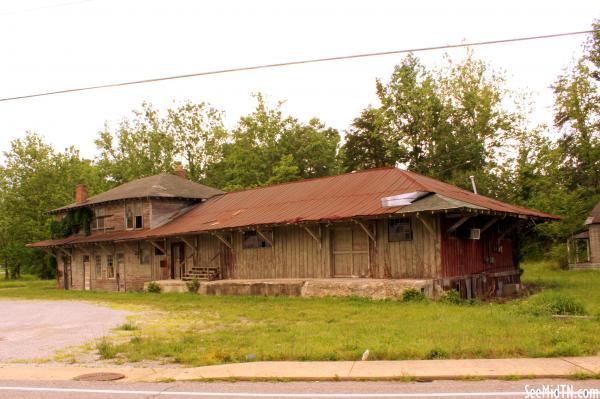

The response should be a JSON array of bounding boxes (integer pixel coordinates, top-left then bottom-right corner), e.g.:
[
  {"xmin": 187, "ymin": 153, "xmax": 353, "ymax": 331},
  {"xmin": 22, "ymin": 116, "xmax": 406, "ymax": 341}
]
[
  {"xmin": 402, "ymin": 288, "xmax": 426, "ymax": 302},
  {"xmin": 186, "ymin": 278, "xmax": 200, "ymax": 293},
  {"xmin": 426, "ymin": 347, "xmax": 449, "ymax": 359},
  {"xmin": 96, "ymin": 339, "xmax": 118, "ymax": 359},
  {"xmin": 146, "ymin": 281, "xmax": 161, "ymax": 293},
  {"xmin": 440, "ymin": 289, "xmax": 462, "ymax": 305},
  {"xmin": 524, "ymin": 292, "xmax": 587, "ymax": 316},
  {"xmin": 117, "ymin": 322, "xmax": 138, "ymax": 331}
]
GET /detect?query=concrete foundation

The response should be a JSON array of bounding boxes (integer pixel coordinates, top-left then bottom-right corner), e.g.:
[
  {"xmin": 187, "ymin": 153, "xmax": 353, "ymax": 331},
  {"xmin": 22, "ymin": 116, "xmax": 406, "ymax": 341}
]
[
  {"xmin": 569, "ymin": 262, "xmax": 600, "ymax": 270},
  {"xmin": 144, "ymin": 280, "xmax": 188, "ymax": 293},
  {"xmin": 197, "ymin": 278, "xmax": 433, "ymax": 300}
]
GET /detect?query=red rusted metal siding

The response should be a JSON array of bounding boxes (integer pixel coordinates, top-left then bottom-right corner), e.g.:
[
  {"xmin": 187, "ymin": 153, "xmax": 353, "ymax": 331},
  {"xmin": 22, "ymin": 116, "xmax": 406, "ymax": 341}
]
[{"xmin": 441, "ymin": 218, "xmax": 516, "ymax": 277}]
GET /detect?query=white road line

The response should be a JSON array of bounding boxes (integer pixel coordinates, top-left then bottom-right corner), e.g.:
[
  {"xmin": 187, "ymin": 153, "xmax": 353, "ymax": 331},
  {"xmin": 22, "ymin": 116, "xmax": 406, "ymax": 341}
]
[{"xmin": 0, "ymin": 386, "xmax": 525, "ymax": 397}]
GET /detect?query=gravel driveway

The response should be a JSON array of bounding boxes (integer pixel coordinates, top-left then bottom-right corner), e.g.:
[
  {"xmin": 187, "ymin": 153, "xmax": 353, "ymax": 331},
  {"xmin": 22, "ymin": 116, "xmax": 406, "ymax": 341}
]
[{"xmin": 0, "ymin": 300, "xmax": 130, "ymax": 361}]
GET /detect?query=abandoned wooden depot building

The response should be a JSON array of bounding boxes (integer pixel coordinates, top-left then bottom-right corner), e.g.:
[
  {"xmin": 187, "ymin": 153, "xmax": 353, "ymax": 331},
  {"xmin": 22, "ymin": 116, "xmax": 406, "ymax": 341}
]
[{"xmin": 28, "ymin": 166, "xmax": 559, "ymax": 298}]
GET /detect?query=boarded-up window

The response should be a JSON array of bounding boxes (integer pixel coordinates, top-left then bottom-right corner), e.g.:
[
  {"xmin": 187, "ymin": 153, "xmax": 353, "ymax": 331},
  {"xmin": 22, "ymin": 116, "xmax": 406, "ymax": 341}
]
[
  {"xmin": 95, "ymin": 255, "xmax": 102, "ymax": 278},
  {"xmin": 243, "ymin": 230, "xmax": 273, "ymax": 249},
  {"xmin": 389, "ymin": 218, "xmax": 412, "ymax": 241},
  {"xmin": 106, "ymin": 255, "xmax": 115, "ymax": 278},
  {"xmin": 125, "ymin": 202, "xmax": 143, "ymax": 230},
  {"xmin": 140, "ymin": 247, "xmax": 150, "ymax": 264}
]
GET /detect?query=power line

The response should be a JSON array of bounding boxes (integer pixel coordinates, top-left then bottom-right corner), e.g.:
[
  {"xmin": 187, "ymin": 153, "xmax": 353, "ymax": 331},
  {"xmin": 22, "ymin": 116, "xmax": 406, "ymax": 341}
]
[
  {"xmin": 0, "ymin": 0, "xmax": 94, "ymax": 16},
  {"xmin": 1, "ymin": 29, "xmax": 596, "ymax": 103}
]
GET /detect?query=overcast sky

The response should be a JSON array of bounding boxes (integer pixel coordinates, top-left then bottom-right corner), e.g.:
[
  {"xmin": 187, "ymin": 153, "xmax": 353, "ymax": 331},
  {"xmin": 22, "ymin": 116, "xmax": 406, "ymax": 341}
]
[{"xmin": 0, "ymin": 0, "xmax": 598, "ymax": 160}]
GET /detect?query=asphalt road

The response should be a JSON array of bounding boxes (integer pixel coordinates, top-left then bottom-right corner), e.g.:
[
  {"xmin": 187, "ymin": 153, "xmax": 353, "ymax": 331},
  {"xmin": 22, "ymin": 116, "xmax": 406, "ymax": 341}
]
[{"xmin": 0, "ymin": 379, "xmax": 598, "ymax": 399}]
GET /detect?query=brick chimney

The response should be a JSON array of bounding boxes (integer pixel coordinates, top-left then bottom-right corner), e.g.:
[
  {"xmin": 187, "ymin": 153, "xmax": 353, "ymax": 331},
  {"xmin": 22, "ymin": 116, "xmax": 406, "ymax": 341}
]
[
  {"xmin": 75, "ymin": 184, "xmax": 88, "ymax": 204},
  {"xmin": 174, "ymin": 164, "xmax": 186, "ymax": 179}
]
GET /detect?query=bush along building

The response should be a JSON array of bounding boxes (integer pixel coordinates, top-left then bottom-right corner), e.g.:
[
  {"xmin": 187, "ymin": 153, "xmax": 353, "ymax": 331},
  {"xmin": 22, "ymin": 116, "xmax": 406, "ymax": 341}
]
[{"xmin": 28, "ymin": 166, "xmax": 559, "ymax": 299}]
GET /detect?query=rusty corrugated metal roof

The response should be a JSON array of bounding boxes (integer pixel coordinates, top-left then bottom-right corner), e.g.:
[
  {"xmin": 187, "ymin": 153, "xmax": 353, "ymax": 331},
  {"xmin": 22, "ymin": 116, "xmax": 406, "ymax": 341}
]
[
  {"xmin": 29, "ymin": 167, "xmax": 560, "ymax": 248},
  {"xmin": 27, "ymin": 230, "xmax": 150, "ymax": 248},
  {"xmin": 146, "ymin": 167, "xmax": 558, "ymax": 238}
]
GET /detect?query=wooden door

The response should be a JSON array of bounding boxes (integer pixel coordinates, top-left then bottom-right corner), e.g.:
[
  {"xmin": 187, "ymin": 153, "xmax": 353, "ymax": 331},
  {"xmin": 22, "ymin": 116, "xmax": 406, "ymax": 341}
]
[
  {"xmin": 171, "ymin": 243, "xmax": 185, "ymax": 279},
  {"xmin": 159, "ymin": 260, "xmax": 169, "ymax": 279},
  {"xmin": 116, "ymin": 253, "xmax": 125, "ymax": 291},
  {"xmin": 83, "ymin": 256, "xmax": 91, "ymax": 291},
  {"xmin": 332, "ymin": 224, "xmax": 370, "ymax": 277}
]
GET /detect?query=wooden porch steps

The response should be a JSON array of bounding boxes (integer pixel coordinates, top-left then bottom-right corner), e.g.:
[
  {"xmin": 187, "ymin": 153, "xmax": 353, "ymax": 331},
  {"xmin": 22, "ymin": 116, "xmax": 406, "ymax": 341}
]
[{"xmin": 182, "ymin": 266, "xmax": 220, "ymax": 281}]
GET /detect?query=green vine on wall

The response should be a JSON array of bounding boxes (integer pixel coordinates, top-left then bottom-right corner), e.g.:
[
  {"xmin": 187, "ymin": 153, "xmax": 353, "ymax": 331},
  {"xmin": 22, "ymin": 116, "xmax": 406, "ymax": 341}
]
[{"xmin": 50, "ymin": 207, "xmax": 93, "ymax": 239}]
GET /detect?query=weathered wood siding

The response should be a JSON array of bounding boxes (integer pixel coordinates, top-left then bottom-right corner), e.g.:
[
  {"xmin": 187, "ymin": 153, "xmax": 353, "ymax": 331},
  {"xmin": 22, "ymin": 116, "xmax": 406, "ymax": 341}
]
[
  {"xmin": 227, "ymin": 225, "xmax": 326, "ymax": 279},
  {"xmin": 150, "ymin": 199, "xmax": 196, "ymax": 228},
  {"xmin": 211, "ymin": 216, "xmax": 441, "ymax": 280},
  {"xmin": 590, "ymin": 224, "xmax": 600, "ymax": 264},
  {"xmin": 372, "ymin": 215, "xmax": 441, "ymax": 279}
]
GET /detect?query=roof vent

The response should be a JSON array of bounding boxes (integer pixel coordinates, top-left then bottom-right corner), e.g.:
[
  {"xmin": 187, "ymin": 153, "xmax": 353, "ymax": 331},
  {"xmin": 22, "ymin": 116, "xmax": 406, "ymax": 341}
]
[{"xmin": 381, "ymin": 191, "xmax": 429, "ymax": 208}]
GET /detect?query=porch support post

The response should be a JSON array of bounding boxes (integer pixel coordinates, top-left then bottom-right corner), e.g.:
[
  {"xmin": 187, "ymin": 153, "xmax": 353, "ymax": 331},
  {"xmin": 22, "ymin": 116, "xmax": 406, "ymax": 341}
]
[
  {"xmin": 353, "ymin": 219, "xmax": 376, "ymax": 245},
  {"xmin": 256, "ymin": 229, "xmax": 274, "ymax": 247},
  {"xmin": 212, "ymin": 233, "xmax": 233, "ymax": 250},
  {"xmin": 301, "ymin": 224, "xmax": 322, "ymax": 249},
  {"xmin": 447, "ymin": 215, "xmax": 471, "ymax": 234}
]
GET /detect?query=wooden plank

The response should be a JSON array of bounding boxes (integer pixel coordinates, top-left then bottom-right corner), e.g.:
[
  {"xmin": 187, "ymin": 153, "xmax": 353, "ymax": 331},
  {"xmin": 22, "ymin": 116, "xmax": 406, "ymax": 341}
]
[
  {"xmin": 256, "ymin": 229, "xmax": 274, "ymax": 247},
  {"xmin": 74, "ymin": 245, "xmax": 92, "ymax": 257},
  {"xmin": 301, "ymin": 224, "xmax": 322, "ymax": 250},
  {"xmin": 42, "ymin": 248, "xmax": 58, "ymax": 259},
  {"xmin": 55, "ymin": 246, "xmax": 71, "ymax": 257},
  {"xmin": 480, "ymin": 217, "xmax": 500, "ymax": 233},
  {"xmin": 148, "ymin": 240, "xmax": 165, "ymax": 254},
  {"xmin": 212, "ymin": 233, "xmax": 233, "ymax": 250},
  {"xmin": 447, "ymin": 215, "xmax": 471, "ymax": 233},
  {"xmin": 353, "ymin": 219, "xmax": 376, "ymax": 243},
  {"xmin": 416, "ymin": 214, "xmax": 435, "ymax": 235},
  {"xmin": 180, "ymin": 236, "xmax": 197, "ymax": 255}
]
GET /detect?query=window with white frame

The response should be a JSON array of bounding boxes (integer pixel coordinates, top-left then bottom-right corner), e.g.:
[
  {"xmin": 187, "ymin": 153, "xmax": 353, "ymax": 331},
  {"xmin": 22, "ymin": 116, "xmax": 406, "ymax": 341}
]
[{"xmin": 93, "ymin": 207, "xmax": 106, "ymax": 231}]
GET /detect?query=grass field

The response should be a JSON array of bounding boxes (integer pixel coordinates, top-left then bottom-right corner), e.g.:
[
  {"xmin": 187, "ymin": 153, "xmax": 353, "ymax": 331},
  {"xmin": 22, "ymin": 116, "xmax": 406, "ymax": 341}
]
[{"xmin": 0, "ymin": 261, "xmax": 599, "ymax": 366}]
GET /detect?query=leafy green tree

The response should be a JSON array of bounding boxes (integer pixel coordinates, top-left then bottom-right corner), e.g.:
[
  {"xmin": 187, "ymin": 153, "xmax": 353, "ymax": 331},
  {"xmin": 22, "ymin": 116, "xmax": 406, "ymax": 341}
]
[
  {"xmin": 552, "ymin": 20, "xmax": 600, "ymax": 192},
  {"xmin": 205, "ymin": 94, "xmax": 340, "ymax": 190},
  {"xmin": 340, "ymin": 107, "xmax": 396, "ymax": 171},
  {"xmin": 0, "ymin": 133, "xmax": 103, "ymax": 278},
  {"xmin": 95, "ymin": 103, "xmax": 177, "ymax": 184},
  {"xmin": 342, "ymin": 52, "xmax": 530, "ymax": 195},
  {"xmin": 167, "ymin": 102, "xmax": 228, "ymax": 182}
]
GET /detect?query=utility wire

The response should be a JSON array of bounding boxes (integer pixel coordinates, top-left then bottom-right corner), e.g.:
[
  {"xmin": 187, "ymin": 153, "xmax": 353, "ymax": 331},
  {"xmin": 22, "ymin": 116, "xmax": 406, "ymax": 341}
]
[
  {"xmin": 0, "ymin": 0, "xmax": 94, "ymax": 16},
  {"xmin": 0, "ymin": 29, "xmax": 597, "ymax": 103}
]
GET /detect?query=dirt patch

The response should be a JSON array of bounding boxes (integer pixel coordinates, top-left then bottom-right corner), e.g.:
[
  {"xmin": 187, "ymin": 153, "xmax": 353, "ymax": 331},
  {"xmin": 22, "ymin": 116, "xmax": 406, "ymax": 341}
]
[{"xmin": 0, "ymin": 300, "xmax": 131, "ymax": 362}]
